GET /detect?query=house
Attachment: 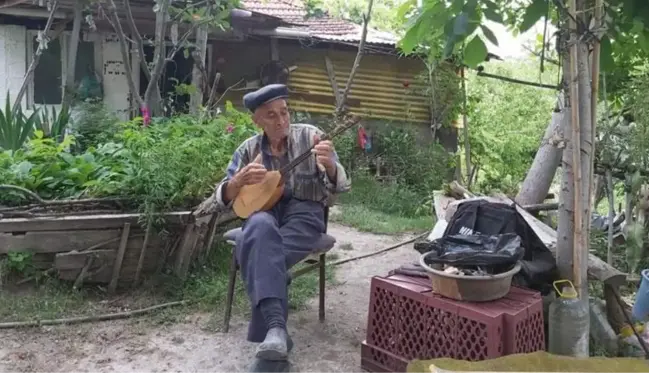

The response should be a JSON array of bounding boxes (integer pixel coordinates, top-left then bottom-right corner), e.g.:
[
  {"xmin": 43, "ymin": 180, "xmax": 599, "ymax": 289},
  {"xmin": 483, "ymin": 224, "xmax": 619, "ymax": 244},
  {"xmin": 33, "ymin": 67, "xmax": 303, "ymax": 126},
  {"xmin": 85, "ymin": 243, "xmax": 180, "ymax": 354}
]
[{"xmin": 0, "ymin": 0, "xmax": 457, "ymax": 149}]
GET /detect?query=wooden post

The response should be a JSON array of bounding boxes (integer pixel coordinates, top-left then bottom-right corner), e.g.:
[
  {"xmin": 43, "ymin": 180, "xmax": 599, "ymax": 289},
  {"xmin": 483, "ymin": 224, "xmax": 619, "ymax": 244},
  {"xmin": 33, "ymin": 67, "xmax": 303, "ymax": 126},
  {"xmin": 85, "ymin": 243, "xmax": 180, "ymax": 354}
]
[
  {"xmin": 568, "ymin": 0, "xmax": 584, "ymax": 294},
  {"xmin": 270, "ymin": 37, "xmax": 279, "ymax": 61},
  {"xmin": 460, "ymin": 65, "xmax": 471, "ymax": 187},
  {"xmin": 324, "ymin": 55, "xmax": 342, "ymax": 107},
  {"xmin": 174, "ymin": 223, "xmax": 198, "ymax": 279},
  {"xmin": 108, "ymin": 222, "xmax": 130, "ymax": 293},
  {"xmin": 133, "ymin": 220, "xmax": 152, "ymax": 286}
]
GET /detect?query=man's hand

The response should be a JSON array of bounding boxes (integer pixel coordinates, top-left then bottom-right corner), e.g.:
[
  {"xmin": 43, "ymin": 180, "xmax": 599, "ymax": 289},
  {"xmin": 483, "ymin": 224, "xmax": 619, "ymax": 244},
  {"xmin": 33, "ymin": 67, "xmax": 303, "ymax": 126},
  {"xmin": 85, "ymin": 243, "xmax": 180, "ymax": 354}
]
[
  {"xmin": 231, "ymin": 153, "xmax": 267, "ymax": 188},
  {"xmin": 312, "ymin": 135, "xmax": 337, "ymax": 179}
]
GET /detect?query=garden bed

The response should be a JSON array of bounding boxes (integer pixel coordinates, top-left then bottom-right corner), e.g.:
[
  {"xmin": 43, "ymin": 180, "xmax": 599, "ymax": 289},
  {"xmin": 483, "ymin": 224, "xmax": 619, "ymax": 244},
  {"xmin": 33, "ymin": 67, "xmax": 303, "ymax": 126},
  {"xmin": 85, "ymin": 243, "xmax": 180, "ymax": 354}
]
[{"xmin": 0, "ymin": 208, "xmax": 235, "ymax": 291}]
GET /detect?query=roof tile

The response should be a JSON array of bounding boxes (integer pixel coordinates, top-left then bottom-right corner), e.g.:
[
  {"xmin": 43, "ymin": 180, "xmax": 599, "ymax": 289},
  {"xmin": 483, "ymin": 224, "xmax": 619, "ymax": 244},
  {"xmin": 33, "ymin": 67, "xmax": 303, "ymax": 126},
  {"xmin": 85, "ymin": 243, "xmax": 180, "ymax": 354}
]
[{"xmin": 240, "ymin": 0, "xmax": 397, "ymax": 45}]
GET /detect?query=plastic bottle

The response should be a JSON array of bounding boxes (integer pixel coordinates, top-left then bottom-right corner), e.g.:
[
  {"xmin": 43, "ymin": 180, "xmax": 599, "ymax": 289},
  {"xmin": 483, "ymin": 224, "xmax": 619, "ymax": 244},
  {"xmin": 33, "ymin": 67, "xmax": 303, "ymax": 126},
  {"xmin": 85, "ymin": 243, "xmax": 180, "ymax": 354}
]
[{"xmin": 548, "ymin": 280, "xmax": 590, "ymax": 357}]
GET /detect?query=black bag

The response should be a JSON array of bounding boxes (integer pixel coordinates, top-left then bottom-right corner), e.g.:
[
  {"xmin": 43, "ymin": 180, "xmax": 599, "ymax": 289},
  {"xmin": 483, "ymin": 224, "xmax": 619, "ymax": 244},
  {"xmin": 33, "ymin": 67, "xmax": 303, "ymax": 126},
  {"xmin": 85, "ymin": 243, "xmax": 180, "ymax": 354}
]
[
  {"xmin": 420, "ymin": 233, "xmax": 524, "ymax": 267},
  {"xmin": 442, "ymin": 199, "xmax": 558, "ymax": 293}
]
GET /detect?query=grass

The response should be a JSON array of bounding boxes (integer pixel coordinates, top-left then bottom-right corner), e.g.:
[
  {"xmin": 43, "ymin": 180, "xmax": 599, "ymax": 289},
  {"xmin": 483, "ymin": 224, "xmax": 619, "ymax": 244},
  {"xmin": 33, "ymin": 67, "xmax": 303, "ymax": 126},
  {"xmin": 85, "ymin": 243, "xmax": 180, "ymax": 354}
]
[
  {"xmin": 330, "ymin": 173, "xmax": 437, "ymax": 235},
  {"xmin": 0, "ymin": 239, "xmax": 336, "ymax": 326},
  {"xmin": 331, "ymin": 204, "xmax": 434, "ymax": 234}
]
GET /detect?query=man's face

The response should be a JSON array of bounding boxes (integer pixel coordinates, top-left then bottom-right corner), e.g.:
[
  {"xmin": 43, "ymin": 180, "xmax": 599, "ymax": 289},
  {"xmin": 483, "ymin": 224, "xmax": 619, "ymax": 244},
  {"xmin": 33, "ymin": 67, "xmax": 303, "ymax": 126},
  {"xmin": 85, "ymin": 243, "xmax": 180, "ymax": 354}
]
[{"xmin": 253, "ymin": 99, "xmax": 290, "ymax": 143}]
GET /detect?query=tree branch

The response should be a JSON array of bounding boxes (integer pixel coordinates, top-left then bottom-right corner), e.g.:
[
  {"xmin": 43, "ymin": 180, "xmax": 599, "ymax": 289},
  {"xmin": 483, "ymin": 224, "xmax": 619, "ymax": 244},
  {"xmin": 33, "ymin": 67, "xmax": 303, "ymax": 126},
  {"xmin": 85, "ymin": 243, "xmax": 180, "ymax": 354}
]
[
  {"xmin": 522, "ymin": 45, "xmax": 560, "ymax": 66},
  {"xmin": 336, "ymin": 0, "xmax": 374, "ymax": 118},
  {"xmin": 61, "ymin": 0, "xmax": 82, "ymax": 113},
  {"xmin": 143, "ymin": 0, "xmax": 171, "ymax": 112},
  {"xmin": 124, "ymin": 0, "xmax": 151, "ymax": 81}
]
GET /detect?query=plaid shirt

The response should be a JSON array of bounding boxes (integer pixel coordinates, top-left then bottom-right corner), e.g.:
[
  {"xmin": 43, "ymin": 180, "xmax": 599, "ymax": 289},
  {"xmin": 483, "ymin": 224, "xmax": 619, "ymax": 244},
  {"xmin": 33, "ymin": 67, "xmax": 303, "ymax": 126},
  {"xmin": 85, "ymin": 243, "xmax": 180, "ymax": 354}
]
[{"xmin": 213, "ymin": 123, "xmax": 351, "ymax": 211}]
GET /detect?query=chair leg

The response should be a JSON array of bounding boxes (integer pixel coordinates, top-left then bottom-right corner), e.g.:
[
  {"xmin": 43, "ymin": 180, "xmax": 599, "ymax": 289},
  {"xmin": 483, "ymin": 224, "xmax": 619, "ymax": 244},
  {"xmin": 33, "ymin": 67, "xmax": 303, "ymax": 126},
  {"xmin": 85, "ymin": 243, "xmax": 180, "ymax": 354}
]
[
  {"xmin": 318, "ymin": 253, "xmax": 326, "ymax": 322},
  {"xmin": 223, "ymin": 247, "xmax": 238, "ymax": 333}
]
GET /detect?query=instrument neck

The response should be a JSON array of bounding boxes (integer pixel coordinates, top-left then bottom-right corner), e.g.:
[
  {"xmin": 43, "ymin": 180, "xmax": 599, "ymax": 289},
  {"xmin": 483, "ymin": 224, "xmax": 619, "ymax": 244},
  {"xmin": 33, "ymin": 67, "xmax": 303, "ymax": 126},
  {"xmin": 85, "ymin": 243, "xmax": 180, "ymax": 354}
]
[{"xmin": 277, "ymin": 118, "xmax": 359, "ymax": 177}]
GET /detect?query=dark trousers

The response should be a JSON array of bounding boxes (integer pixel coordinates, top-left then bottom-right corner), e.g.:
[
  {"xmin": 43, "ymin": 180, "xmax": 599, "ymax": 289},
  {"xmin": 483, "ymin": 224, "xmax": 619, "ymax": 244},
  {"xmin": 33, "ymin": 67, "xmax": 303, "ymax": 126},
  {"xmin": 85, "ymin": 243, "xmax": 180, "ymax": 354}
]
[{"xmin": 235, "ymin": 197, "xmax": 325, "ymax": 342}]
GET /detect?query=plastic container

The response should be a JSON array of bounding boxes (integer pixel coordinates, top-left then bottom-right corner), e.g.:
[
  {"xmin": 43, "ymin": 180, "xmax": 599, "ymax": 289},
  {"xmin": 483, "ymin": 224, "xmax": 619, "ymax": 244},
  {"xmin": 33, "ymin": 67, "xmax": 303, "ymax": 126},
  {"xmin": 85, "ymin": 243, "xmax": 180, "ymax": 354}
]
[
  {"xmin": 419, "ymin": 252, "xmax": 522, "ymax": 302},
  {"xmin": 548, "ymin": 280, "xmax": 589, "ymax": 357},
  {"xmin": 632, "ymin": 269, "xmax": 649, "ymax": 322}
]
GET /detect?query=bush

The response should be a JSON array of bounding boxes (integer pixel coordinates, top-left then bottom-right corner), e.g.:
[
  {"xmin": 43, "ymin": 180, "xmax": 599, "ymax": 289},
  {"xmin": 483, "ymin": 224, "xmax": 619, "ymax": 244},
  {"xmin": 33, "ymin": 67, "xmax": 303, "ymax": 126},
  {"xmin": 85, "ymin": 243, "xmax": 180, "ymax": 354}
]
[
  {"xmin": 336, "ymin": 125, "xmax": 454, "ymax": 217},
  {"xmin": 1, "ymin": 101, "xmax": 259, "ymax": 212},
  {"xmin": 68, "ymin": 99, "xmax": 120, "ymax": 152}
]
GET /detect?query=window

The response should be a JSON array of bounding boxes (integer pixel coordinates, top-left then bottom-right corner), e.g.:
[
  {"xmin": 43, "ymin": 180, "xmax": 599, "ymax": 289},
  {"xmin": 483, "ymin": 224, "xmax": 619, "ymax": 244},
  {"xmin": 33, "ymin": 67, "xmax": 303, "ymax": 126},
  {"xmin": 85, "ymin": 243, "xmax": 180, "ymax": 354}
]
[
  {"xmin": 32, "ymin": 38, "xmax": 62, "ymax": 105},
  {"xmin": 28, "ymin": 32, "xmax": 97, "ymax": 107}
]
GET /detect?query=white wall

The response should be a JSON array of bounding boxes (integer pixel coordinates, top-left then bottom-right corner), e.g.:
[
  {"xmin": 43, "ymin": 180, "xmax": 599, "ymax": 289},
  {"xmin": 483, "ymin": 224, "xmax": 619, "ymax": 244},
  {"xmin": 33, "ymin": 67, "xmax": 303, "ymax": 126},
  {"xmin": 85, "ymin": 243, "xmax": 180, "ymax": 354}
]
[
  {"xmin": 0, "ymin": 24, "xmax": 132, "ymax": 120},
  {"xmin": 0, "ymin": 24, "xmax": 27, "ymax": 109},
  {"xmin": 101, "ymin": 33, "xmax": 131, "ymax": 121}
]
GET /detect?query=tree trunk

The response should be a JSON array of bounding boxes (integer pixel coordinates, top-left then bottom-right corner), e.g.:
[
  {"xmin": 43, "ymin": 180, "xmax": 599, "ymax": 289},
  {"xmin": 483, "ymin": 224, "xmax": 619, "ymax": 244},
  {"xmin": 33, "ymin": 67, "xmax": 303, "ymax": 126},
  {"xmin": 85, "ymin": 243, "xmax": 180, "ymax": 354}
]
[
  {"xmin": 592, "ymin": 174, "xmax": 606, "ymax": 209},
  {"xmin": 189, "ymin": 13, "xmax": 209, "ymax": 114},
  {"xmin": 576, "ymin": 39, "xmax": 594, "ymax": 301},
  {"xmin": 61, "ymin": 0, "xmax": 82, "ymax": 113},
  {"xmin": 144, "ymin": 0, "xmax": 170, "ymax": 116},
  {"xmin": 556, "ymin": 10, "xmax": 594, "ymax": 304},
  {"xmin": 515, "ymin": 95, "xmax": 566, "ymax": 206}
]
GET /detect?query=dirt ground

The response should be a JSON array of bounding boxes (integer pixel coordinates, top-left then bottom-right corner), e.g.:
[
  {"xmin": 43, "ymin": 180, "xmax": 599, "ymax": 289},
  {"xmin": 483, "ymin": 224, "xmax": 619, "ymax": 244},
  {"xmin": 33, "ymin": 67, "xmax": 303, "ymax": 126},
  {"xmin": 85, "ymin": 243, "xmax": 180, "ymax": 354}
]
[{"xmin": 0, "ymin": 222, "xmax": 422, "ymax": 372}]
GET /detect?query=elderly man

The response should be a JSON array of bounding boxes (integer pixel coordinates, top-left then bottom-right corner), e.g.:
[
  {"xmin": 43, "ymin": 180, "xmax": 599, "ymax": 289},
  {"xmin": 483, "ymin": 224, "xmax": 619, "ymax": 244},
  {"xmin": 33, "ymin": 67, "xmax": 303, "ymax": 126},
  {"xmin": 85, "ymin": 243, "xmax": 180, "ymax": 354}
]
[{"xmin": 212, "ymin": 84, "xmax": 351, "ymax": 370}]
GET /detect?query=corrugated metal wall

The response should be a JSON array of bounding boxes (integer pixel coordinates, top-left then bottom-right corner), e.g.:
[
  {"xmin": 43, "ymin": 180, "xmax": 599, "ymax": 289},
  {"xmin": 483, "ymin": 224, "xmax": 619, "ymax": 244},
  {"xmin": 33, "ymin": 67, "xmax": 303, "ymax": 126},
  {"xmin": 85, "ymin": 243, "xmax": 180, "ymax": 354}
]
[{"xmin": 279, "ymin": 45, "xmax": 430, "ymax": 123}]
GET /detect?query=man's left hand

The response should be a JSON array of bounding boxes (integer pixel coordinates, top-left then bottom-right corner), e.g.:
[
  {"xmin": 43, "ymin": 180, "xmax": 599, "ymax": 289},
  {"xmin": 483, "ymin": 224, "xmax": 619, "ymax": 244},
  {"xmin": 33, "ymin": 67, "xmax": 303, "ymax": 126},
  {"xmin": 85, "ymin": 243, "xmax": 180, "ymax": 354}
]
[{"xmin": 312, "ymin": 135, "xmax": 336, "ymax": 176}]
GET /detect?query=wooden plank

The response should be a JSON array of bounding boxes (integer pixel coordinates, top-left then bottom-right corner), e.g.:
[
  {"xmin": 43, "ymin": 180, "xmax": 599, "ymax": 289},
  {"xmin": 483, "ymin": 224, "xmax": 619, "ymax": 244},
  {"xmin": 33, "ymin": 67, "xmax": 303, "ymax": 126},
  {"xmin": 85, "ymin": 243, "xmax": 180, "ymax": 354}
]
[
  {"xmin": 173, "ymin": 223, "xmax": 198, "ymax": 279},
  {"xmin": 202, "ymin": 213, "xmax": 220, "ymax": 262},
  {"xmin": 0, "ymin": 229, "xmax": 122, "ymax": 254},
  {"xmin": 108, "ymin": 223, "xmax": 131, "ymax": 293},
  {"xmin": 433, "ymin": 191, "xmax": 456, "ymax": 222},
  {"xmin": 0, "ymin": 229, "xmax": 165, "ymax": 255},
  {"xmin": 134, "ymin": 221, "xmax": 152, "ymax": 285},
  {"xmin": 0, "ymin": 211, "xmax": 193, "ymax": 232},
  {"xmin": 56, "ymin": 244, "xmax": 161, "ymax": 284},
  {"xmin": 55, "ymin": 249, "xmax": 116, "ymax": 283}
]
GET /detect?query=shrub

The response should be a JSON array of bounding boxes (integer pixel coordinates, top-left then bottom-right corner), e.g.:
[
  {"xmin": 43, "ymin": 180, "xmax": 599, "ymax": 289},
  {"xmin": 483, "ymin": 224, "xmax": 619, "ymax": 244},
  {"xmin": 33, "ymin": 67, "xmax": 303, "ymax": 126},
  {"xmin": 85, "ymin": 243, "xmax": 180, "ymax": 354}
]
[
  {"xmin": 336, "ymin": 125, "xmax": 454, "ymax": 217},
  {"xmin": 1, "ymin": 101, "xmax": 259, "ymax": 212}
]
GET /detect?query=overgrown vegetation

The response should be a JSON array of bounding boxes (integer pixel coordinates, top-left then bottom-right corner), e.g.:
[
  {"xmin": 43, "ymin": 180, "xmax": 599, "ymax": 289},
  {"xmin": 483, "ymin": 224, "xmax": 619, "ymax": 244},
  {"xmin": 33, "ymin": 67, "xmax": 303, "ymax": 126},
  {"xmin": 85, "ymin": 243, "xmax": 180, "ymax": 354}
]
[
  {"xmin": 330, "ymin": 123, "xmax": 454, "ymax": 233},
  {"xmin": 1, "ymin": 101, "xmax": 258, "ymax": 212},
  {"xmin": 466, "ymin": 60, "xmax": 560, "ymax": 195}
]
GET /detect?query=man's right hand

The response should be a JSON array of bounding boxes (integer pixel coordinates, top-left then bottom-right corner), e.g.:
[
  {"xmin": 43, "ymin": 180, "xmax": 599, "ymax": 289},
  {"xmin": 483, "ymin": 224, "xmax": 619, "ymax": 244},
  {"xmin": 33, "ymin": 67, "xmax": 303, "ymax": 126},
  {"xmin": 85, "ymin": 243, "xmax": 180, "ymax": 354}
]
[
  {"xmin": 223, "ymin": 154, "xmax": 266, "ymax": 204},
  {"xmin": 231, "ymin": 153, "xmax": 267, "ymax": 188},
  {"xmin": 231, "ymin": 163, "xmax": 267, "ymax": 187}
]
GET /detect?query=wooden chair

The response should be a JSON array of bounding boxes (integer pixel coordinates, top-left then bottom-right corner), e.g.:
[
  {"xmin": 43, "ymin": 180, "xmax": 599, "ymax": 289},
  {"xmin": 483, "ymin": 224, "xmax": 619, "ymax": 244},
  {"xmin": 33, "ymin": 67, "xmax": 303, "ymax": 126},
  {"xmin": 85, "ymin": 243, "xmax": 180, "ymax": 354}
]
[{"xmin": 222, "ymin": 206, "xmax": 334, "ymax": 332}]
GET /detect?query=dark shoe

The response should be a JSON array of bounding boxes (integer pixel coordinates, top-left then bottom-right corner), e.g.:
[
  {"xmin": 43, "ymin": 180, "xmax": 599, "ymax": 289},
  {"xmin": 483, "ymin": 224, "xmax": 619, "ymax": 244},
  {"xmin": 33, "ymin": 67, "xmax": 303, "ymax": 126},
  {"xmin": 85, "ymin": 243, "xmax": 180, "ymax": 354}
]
[
  {"xmin": 287, "ymin": 335, "xmax": 294, "ymax": 353},
  {"xmin": 248, "ymin": 358, "xmax": 291, "ymax": 372},
  {"xmin": 256, "ymin": 327, "xmax": 288, "ymax": 361}
]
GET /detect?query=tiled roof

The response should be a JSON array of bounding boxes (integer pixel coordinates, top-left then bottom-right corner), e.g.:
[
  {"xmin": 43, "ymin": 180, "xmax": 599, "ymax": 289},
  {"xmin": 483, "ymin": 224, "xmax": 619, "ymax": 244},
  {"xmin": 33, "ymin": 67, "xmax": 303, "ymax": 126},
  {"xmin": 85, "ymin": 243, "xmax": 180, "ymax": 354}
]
[{"xmin": 240, "ymin": 0, "xmax": 397, "ymax": 46}]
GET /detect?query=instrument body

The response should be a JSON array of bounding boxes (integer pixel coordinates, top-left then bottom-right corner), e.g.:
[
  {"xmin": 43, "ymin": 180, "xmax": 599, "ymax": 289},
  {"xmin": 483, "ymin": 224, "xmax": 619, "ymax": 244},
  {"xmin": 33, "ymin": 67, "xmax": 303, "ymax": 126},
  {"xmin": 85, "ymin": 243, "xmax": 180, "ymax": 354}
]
[
  {"xmin": 232, "ymin": 116, "xmax": 360, "ymax": 219},
  {"xmin": 232, "ymin": 171, "xmax": 284, "ymax": 219}
]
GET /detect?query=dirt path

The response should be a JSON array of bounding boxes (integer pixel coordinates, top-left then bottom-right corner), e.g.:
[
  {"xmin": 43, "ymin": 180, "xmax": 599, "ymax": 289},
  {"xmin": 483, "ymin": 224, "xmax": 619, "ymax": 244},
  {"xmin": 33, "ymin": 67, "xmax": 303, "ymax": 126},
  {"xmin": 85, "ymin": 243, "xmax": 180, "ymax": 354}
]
[{"xmin": 0, "ymin": 223, "xmax": 422, "ymax": 372}]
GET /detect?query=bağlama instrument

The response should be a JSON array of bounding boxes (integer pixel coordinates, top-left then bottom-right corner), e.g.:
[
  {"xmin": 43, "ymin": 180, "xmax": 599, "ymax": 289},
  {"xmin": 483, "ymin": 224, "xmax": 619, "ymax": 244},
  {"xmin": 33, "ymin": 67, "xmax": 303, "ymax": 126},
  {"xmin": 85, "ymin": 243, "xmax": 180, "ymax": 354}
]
[{"xmin": 233, "ymin": 115, "xmax": 361, "ymax": 219}]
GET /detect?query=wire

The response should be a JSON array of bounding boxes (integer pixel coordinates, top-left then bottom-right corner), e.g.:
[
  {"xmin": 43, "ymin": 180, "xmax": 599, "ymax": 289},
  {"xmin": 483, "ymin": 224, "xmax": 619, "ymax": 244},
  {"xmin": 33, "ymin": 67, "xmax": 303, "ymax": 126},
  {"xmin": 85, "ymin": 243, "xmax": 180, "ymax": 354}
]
[{"xmin": 474, "ymin": 69, "xmax": 561, "ymax": 90}]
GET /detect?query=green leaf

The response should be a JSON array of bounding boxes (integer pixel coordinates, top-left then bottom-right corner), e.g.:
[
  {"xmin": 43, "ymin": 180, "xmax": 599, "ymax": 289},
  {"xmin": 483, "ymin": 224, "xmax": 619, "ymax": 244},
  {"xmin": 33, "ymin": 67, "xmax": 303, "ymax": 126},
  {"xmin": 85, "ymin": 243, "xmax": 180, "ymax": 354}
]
[
  {"xmin": 483, "ymin": 7, "xmax": 503, "ymax": 23},
  {"xmin": 520, "ymin": 0, "xmax": 547, "ymax": 33},
  {"xmin": 480, "ymin": 24, "xmax": 498, "ymax": 46},
  {"xmin": 453, "ymin": 13, "xmax": 469, "ymax": 36},
  {"xmin": 450, "ymin": 0, "xmax": 464, "ymax": 14},
  {"xmin": 400, "ymin": 23, "xmax": 420, "ymax": 53},
  {"xmin": 599, "ymin": 35, "xmax": 614, "ymax": 72},
  {"xmin": 464, "ymin": 35, "xmax": 488, "ymax": 68},
  {"xmin": 443, "ymin": 35, "xmax": 458, "ymax": 59}
]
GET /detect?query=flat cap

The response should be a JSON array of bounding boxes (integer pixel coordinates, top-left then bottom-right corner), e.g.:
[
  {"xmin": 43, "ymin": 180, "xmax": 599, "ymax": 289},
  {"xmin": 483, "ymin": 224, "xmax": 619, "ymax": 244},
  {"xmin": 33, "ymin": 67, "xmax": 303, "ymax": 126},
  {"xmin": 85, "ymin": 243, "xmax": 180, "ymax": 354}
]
[{"xmin": 243, "ymin": 84, "xmax": 289, "ymax": 112}]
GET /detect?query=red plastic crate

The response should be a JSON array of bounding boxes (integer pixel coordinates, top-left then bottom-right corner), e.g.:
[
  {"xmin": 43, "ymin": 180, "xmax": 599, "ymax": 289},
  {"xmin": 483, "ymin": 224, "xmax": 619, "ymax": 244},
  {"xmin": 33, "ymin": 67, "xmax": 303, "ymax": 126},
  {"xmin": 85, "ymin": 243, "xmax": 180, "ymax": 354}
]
[
  {"xmin": 362, "ymin": 274, "xmax": 545, "ymax": 372},
  {"xmin": 361, "ymin": 341, "xmax": 408, "ymax": 372}
]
